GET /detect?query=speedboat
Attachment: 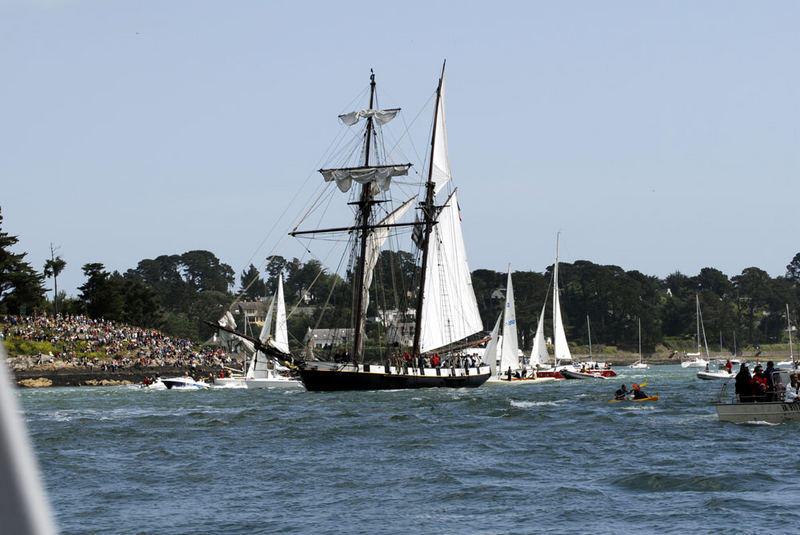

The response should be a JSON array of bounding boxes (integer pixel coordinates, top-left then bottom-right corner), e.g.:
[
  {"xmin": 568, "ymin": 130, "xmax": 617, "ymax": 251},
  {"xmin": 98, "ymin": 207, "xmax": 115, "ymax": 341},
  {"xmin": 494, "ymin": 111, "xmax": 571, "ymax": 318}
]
[
  {"xmin": 697, "ymin": 368, "xmax": 733, "ymax": 380},
  {"xmin": 560, "ymin": 369, "xmax": 606, "ymax": 380},
  {"xmin": 161, "ymin": 376, "xmax": 209, "ymax": 390}
]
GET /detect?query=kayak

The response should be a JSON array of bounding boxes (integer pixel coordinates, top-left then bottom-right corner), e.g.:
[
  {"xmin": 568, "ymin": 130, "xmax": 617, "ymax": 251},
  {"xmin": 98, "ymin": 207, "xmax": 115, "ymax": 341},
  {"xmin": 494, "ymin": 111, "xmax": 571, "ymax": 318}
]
[{"xmin": 607, "ymin": 395, "xmax": 659, "ymax": 402}]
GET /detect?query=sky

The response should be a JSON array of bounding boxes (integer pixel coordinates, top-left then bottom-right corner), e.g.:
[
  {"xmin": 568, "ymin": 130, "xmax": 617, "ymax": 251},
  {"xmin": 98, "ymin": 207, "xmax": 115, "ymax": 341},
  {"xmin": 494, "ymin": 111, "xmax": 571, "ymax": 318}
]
[{"xmin": 3, "ymin": 0, "xmax": 799, "ymax": 298}]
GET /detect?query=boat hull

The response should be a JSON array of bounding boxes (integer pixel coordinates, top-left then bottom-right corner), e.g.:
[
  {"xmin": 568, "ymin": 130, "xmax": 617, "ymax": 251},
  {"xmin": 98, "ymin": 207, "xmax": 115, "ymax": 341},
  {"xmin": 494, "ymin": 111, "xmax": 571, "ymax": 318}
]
[
  {"xmin": 607, "ymin": 395, "xmax": 659, "ymax": 402},
  {"xmin": 560, "ymin": 369, "xmax": 606, "ymax": 380},
  {"xmin": 297, "ymin": 362, "xmax": 491, "ymax": 391},
  {"xmin": 716, "ymin": 401, "xmax": 800, "ymax": 424},
  {"xmin": 697, "ymin": 371, "xmax": 733, "ymax": 380}
]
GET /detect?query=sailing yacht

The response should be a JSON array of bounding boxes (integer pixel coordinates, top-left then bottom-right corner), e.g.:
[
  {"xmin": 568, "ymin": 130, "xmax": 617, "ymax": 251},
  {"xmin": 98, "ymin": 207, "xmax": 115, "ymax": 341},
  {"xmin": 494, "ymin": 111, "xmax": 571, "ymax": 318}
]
[
  {"xmin": 243, "ymin": 274, "xmax": 301, "ymax": 388},
  {"xmin": 531, "ymin": 235, "xmax": 615, "ymax": 379},
  {"xmin": 488, "ymin": 266, "xmax": 554, "ymax": 383},
  {"xmin": 629, "ymin": 318, "xmax": 649, "ymax": 369},
  {"xmin": 215, "ymin": 65, "xmax": 490, "ymax": 391},
  {"xmin": 681, "ymin": 294, "xmax": 710, "ymax": 368}
]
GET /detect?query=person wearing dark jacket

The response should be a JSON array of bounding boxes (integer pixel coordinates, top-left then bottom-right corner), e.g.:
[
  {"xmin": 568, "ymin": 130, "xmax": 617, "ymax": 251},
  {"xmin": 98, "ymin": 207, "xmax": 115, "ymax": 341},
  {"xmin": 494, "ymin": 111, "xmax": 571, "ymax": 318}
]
[
  {"xmin": 735, "ymin": 363, "xmax": 753, "ymax": 402},
  {"xmin": 764, "ymin": 361, "xmax": 776, "ymax": 401}
]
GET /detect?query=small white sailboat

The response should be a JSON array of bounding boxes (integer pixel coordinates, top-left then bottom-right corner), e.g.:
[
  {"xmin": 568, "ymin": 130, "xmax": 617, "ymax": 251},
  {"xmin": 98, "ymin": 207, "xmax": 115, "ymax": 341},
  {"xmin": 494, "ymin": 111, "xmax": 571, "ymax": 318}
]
[
  {"xmin": 545, "ymin": 235, "xmax": 614, "ymax": 379},
  {"xmin": 243, "ymin": 274, "xmax": 301, "ymax": 388},
  {"xmin": 629, "ymin": 318, "xmax": 649, "ymax": 369},
  {"xmin": 490, "ymin": 267, "xmax": 551, "ymax": 383},
  {"xmin": 682, "ymin": 294, "xmax": 710, "ymax": 369}
]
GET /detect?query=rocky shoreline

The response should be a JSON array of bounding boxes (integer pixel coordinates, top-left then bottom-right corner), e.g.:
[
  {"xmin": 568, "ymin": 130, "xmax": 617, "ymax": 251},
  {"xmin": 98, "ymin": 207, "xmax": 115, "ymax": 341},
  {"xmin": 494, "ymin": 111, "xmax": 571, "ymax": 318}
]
[{"xmin": 11, "ymin": 364, "xmax": 223, "ymax": 388}]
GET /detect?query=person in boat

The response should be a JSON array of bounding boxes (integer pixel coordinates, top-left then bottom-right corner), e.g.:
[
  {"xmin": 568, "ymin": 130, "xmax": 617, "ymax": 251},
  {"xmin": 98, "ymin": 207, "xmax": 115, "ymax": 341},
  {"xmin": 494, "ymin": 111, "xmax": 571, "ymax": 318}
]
[
  {"xmin": 735, "ymin": 363, "xmax": 753, "ymax": 402},
  {"xmin": 614, "ymin": 384, "xmax": 628, "ymax": 400},
  {"xmin": 631, "ymin": 384, "xmax": 649, "ymax": 400},
  {"xmin": 725, "ymin": 359, "xmax": 733, "ymax": 374},
  {"xmin": 784, "ymin": 374, "xmax": 800, "ymax": 402},
  {"xmin": 751, "ymin": 364, "xmax": 768, "ymax": 402},
  {"xmin": 764, "ymin": 361, "xmax": 776, "ymax": 401},
  {"xmin": 507, "ymin": 367, "xmax": 513, "ymax": 381}
]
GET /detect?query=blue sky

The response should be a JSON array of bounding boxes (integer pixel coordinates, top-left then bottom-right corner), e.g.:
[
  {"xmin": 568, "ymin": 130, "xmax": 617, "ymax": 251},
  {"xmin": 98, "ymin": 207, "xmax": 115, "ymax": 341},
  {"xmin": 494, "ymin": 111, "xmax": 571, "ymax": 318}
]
[{"xmin": 3, "ymin": 0, "xmax": 798, "ymax": 297}]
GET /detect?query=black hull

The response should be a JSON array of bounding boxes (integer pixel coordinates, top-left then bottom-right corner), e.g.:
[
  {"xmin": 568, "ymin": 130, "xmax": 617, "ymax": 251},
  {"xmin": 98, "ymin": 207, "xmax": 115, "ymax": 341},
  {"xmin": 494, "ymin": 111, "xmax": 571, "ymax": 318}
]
[{"xmin": 298, "ymin": 365, "xmax": 490, "ymax": 392}]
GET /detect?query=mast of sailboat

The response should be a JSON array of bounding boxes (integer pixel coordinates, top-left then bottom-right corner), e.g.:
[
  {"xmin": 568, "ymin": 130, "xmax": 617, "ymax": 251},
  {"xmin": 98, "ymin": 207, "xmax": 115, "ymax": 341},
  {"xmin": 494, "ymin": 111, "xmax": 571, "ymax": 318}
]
[
  {"xmin": 587, "ymin": 315, "xmax": 592, "ymax": 359},
  {"xmin": 351, "ymin": 71, "xmax": 378, "ymax": 362},
  {"xmin": 788, "ymin": 303, "xmax": 794, "ymax": 364},
  {"xmin": 412, "ymin": 61, "xmax": 446, "ymax": 357}
]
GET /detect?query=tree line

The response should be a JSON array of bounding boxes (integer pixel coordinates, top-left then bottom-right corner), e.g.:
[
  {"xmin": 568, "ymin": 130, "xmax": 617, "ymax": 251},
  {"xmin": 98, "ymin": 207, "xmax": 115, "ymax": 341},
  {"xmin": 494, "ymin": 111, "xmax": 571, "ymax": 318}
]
[{"xmin": 2, "ymin": 208, "xmax": 799, "ymax": 353}]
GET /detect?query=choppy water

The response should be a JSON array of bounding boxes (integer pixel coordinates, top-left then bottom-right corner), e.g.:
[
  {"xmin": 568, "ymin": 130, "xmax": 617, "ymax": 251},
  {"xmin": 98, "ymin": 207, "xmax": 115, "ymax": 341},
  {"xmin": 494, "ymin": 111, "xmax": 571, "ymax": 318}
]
[{"xmin": 18, "ymin": 365, "xmax": 800, "ymax": 534}]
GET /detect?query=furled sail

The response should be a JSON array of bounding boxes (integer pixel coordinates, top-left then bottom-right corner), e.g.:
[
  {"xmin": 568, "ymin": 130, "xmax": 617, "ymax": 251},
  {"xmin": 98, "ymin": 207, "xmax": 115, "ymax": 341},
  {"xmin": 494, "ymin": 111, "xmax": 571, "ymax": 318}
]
[
  {"xmin": 338, "ymin": 108, "xmax": 400, "ymax": 126},
  {"xmin": 319, "ymin": 164, "xmax": 411, "ymax": 194},
  {"xmin": 430, "ymin": 75, "xmax": 450, "ymax": 196},
  {"xmin": 553, "ymin": 239, "xmax": 573, "ymax": 362},
  {"xmin": 419, "ymin": 190, "xmax": 483, "ymax": 353},
  {"xmin": 499, "ymin": 267, "xmax": 520, "ymax": 374},
  {"xmin": 360, "ymin": 196, "xmax": 417, "ymax": 324},
  {"xmin": 217, "ymin": 310, "xmax": 255, "ymax": 354}
]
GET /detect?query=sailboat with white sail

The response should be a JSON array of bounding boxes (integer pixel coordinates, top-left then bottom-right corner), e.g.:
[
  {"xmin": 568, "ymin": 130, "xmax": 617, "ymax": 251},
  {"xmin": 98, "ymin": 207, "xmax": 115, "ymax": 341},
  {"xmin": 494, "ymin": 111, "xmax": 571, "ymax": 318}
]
[
  {"xmin": 214, "ymin": 64, "xmax": 490, "ymax": 391},
  {"xmin": 489, "ymin": 266, "xmax": 554, "ymax": 383},
  {"xmin": 682, "ymin": 294, "xmax": 710, "ymax": 369},
  {"xmin": 243, "ymin": 274, "xmax": 300, "ymax": 388},
  {"xmin": 532, "ymin": 235, "xmax": 615, "ymax": 380},
  {"xmin": 629, "ymin": 318, "xmax": 649, "ymax": 369}
]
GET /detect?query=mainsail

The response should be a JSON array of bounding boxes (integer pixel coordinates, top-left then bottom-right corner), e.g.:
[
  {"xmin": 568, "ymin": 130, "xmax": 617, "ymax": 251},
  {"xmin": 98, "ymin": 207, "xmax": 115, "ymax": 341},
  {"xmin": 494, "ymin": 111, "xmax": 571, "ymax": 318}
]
[
  {"xmin": 419, "ymin": 190, "xmax": 483, "ymax": 353},
  {"xmin": 553, "ymin": 235, "xmax": 573, "ymax": 362},
  {"xmin": 248, "ymin": 273, "xmax": 289, "ymax": 378},
  {"xmin": 430, "ymin": 74, "xmax": 450, "ymax": 196},
  {"xmin": 498, "ymin": 267, "xmax": 520, "ymax": 374}
]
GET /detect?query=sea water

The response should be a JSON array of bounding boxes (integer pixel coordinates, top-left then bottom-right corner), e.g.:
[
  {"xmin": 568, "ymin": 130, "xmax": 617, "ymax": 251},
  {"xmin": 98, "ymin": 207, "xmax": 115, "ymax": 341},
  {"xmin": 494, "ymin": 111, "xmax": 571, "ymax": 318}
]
[{"xmin": 18, "ymin": 365, "xmax": 800, "ymax": 534}]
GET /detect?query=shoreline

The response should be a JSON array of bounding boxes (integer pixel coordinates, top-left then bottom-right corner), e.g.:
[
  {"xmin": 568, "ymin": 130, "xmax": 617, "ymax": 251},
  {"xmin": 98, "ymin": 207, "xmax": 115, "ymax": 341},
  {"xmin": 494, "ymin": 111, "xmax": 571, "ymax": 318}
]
[{"xmin": 9, "ymin": 350, "xmax": 785, "ymax": 388}]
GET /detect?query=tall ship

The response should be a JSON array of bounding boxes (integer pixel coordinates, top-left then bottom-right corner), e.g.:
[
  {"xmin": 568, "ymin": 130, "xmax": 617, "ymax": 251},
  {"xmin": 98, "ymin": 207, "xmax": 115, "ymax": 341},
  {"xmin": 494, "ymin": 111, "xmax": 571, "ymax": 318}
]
[{"xmin": 217, "ymin": 64, "xmax": 491, "ymax": 391}]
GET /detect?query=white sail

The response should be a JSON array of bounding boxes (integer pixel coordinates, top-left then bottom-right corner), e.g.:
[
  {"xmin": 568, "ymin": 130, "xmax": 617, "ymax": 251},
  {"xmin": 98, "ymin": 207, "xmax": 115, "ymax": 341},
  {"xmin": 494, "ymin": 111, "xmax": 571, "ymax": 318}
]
[
  {"xmin": 431, "ymin": 75, "xmax": 450, "ymax": 196},
  {"xmin": 419, "ymin": 191, "xmax": 483, "ymax": 352},
  {"xmin": 249, "ymin": 273, "xmax": 289, "ymax": 378},
  {"xmin": 259, "ymin": 291, "xmax": 276, "ymax": 344},
  {"xmin": 499, "ymin": 267, "xmax": 520, "ymax": 373},
  {"xmin": 274, "ymin": 273, "xmax": 289, "ymax": 353},
  {"xmin": 218, "ymin": 310, "xmax": 255, "ymax": 354},
  {"xmin": 530, "ymin": 302, "xmax": 550, "ymax": 366},
  {"xmin": 360, "ymin": 197, "xmax": 417, "ymax": 322},
  {"xmin": 484, "ymin": 313, "xmax": 502, "ymax": 377},
  {"xmin": 553, "ymin": 236, "xmax": 572, "ymax": 362}
]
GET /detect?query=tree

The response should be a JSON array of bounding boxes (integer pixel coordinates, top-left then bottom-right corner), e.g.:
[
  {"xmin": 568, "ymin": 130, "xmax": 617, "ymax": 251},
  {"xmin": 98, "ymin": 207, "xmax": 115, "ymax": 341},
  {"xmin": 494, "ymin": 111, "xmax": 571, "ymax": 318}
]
[
  {"xmin": 179, "ymin": 250, "xmax": 234, "ymax": 293},
  {"xmin": 78, "ymin": 263, "xmax": 124, "ymax": 320},
  {"xmin": 787, "ymin": 252, "xmax": 800, "ymax": 285},
  {"xmin": 43, "ymin": 243, "xmax": 67, "ymax": 316},
  {"xmin": 238, "ymin": 264, "xmax": 265, "ymax": 300},
  {"xmin": 0, "ymin": 207, "xmax": 46, "ymax": 314}
]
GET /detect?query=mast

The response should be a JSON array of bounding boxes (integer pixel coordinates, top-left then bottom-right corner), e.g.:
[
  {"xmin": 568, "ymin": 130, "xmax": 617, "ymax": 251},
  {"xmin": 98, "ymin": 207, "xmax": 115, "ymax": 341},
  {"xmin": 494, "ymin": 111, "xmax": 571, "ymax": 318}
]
[
  {"xmin": 788, "ymin": 303, "xmax": 794, "ymax": 364},
  {"xmin": 587, "ymin": 315, "xmax": 592, "ymax": 358},
  {"xmin": 412, "ymin": 61, "xmax": 445, "ymax": 357},
  {"xmin": 351, "ymin": 71, "xmax": 378, "ymax": 362}
]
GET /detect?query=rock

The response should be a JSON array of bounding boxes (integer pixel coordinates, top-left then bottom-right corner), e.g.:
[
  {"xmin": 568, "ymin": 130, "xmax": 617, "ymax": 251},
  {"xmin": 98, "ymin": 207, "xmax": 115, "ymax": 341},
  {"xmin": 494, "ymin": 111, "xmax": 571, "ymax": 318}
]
[{"xmin": 17, "ymin": 377, "xmax": 53, "ymax": 388}]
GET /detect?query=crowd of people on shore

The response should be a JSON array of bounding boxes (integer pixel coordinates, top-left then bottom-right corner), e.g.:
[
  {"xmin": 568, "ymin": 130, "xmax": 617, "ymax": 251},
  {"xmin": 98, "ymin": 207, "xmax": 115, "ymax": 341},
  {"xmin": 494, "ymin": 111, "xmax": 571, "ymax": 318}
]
[{"xmin": 2, "ymin": 314, "xmax": 239, "ymax": 371}]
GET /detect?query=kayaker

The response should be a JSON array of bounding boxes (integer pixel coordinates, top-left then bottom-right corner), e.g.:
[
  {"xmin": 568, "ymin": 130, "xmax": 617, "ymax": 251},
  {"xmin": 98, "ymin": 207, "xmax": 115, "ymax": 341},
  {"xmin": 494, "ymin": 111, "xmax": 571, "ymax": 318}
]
[
  {"xmin": 631, "ymin": 383, "xmax": 649, "ymax": 400},
  {"xmin": 614, "ymin": 384, "xmax": 628, "ymax": 400}
]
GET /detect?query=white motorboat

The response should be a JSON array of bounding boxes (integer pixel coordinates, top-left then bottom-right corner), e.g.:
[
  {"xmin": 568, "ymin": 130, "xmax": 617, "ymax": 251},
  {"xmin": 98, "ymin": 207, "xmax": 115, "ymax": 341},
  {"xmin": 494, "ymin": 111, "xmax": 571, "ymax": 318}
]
[
  {"xmin": 697, "ymin": 368, "xmax": 733, "ymax": 380},
  {"xmin": 560, "ymin": 369, "xmax": 606, "ymax": 380},
  {"xmin": 161, "ymin": 375, "xmax": 209, "ymax": 390}
]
